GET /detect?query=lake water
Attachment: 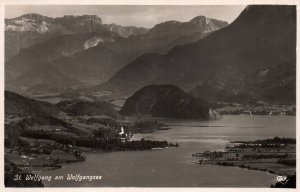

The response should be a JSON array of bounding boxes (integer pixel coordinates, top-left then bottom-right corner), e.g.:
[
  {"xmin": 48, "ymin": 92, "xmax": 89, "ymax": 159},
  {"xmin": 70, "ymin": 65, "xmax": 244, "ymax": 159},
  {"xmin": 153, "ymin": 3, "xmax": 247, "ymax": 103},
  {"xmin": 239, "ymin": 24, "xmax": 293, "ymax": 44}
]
[{"xmin": 39, "ymin": 115, "xmax": 296, "ymax": 187}]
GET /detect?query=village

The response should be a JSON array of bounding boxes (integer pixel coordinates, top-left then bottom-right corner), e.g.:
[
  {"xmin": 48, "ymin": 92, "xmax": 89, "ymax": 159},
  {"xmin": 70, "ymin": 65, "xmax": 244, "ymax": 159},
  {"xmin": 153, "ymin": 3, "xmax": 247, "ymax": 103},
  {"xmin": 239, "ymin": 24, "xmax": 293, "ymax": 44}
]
[
  {"xmin": 4, "ymin": 113, "xmax": 176, "ymax": 176},
  {"xmin": 214, "ymin": 102, "xmax": 296, "ymax": 116}
]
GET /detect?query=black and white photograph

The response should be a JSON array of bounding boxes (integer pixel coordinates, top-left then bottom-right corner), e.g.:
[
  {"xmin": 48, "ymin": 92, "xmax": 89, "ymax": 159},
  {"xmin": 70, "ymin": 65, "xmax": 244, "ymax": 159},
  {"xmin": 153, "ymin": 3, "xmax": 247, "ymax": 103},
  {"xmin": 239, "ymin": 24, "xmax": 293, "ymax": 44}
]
[{"xmin": 2, "ymin": 0, "xmax": 298, "ymax": 189}]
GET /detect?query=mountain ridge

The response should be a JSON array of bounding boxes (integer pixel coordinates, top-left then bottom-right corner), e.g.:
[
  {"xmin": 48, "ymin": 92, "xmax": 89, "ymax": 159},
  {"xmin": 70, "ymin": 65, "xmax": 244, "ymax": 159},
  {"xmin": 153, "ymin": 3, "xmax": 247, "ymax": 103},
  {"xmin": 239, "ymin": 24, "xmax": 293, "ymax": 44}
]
[{"xmin": 97, "ymin": 5, "xmax": 296, "ymax": 104}]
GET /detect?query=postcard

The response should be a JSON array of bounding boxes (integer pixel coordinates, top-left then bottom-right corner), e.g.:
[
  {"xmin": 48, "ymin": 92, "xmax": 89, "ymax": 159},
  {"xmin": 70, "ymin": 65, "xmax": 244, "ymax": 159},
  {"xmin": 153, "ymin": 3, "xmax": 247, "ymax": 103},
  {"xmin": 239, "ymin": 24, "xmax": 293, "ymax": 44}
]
[{"xmin": 1, "ymin": 0, "xmax": 298, "ymax": 190}]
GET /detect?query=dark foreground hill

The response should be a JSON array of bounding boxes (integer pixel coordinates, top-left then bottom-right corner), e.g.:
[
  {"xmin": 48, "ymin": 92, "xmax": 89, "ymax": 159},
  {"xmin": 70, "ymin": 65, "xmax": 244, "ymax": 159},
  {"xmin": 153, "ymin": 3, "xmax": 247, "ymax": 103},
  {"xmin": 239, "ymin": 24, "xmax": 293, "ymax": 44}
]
[
  {"xmin": 100, "ymin": 5, "xmax": 296, "ymax": 104},
  {"xmin": 120, "ymin": 84, "xmax": 217, "ymax": 119}
]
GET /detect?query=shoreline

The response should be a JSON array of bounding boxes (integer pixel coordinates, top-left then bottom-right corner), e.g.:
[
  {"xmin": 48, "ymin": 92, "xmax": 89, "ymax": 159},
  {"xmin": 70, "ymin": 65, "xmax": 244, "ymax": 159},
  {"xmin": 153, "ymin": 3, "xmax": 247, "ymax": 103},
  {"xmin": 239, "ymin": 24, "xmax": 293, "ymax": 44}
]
[
  {"xmin": 5, "ymin": 116, "xmax": 295, "ymax": 187},
  {"xmin": 192, "ymin": 137, "xmax": 296, "ymax": 178},
  {"xmin": 191, "ymin": 161, "xmax": 279, "ymax": 176},
  {"xmin": 194, "ymin": 160, "xmax": 284, "ymax": 176}
]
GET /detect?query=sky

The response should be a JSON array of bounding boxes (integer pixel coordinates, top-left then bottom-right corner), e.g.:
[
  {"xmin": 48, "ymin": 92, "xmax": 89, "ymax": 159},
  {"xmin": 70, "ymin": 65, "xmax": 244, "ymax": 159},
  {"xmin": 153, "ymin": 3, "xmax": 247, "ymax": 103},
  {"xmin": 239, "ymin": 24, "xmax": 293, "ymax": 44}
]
[{"xmin": 5, "ymin": 5, "xmax": 246, "ymax": 28}]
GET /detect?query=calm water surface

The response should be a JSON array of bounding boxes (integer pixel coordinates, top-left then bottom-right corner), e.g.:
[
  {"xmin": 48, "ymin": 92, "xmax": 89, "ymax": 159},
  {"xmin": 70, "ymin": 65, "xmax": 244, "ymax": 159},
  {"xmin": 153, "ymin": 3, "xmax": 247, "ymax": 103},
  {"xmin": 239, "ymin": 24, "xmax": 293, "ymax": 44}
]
[{"xmin": 40, "ymin": 115, "xmax": 296, "ymax": 187}]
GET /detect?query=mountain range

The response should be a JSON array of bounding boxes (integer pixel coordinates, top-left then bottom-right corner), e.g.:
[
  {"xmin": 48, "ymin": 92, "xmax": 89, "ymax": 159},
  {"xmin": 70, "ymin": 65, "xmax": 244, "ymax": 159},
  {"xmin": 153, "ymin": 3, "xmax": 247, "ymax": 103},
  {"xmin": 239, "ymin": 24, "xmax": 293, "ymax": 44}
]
[
  {"xmin": 5, "ymin": 14, "xmax": 227, "ymax": 92},
  {"xmin": 5, "ymin": 5, "xmax": 296, "ymax": 105},
  {"xmin": 97, "ymin": 5, "xmax": 296, "ymax": 104},
  {"xmin": 5, "ymin": 14, "xmax": 148, "ymax": 60}
]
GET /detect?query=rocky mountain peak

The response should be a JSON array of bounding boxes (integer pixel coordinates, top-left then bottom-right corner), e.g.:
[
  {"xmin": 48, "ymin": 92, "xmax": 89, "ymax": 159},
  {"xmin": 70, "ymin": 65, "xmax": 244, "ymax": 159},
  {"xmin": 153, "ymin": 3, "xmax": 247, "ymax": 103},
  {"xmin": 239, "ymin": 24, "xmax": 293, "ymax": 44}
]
[
  {"xmin": 61, "ymin": 14, "xmax": 102, "ymax": 24},
  {"xmin": 189, "ymin": 15, "xmax": 207, "ymax": 24},
  {"xmin": 17, "ymin": 13, "xmax": 52, "ymax": 22},
  {"xmin": 150, "ymin": 20, "xmax": 182, "ymax": 31},
  {"xmin": 189, "ymin": 15, "xmax": 229, "ymax": 31},
  {"xmin": 149, "ymin": 16, "xmax": 228, "ymax": 34}
]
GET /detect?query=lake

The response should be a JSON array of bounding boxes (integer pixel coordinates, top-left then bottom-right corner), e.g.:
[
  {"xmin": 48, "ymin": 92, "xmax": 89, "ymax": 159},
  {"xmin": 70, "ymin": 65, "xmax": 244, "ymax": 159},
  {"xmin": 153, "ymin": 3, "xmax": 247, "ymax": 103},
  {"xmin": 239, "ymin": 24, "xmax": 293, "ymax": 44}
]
[{"xmin": 39, "ymin": 115, "xmax": 296, "ymax": 187}]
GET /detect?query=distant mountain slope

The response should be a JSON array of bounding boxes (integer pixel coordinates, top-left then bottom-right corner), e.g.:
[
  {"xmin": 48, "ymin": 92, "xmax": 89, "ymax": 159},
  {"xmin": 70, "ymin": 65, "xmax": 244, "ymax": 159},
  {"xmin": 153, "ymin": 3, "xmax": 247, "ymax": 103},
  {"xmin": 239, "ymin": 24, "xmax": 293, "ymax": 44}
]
[
  {"xmin": 5, "ymin": 31, "xmax": 55, "ymax": 61},
  {"xmin": 100, "ymin": 5, "xmax": 296, "ymax": 104},
  {"xmin": 120, "ymin": 84, "xmax": 211, "ymax": 119},
  {"xmin": 6, "ymin": 31, "xmax": 123, "ymax": 79},
  {"xmin": 5, "ymin": 91, "xmax": 60, "ymax": 116},
  {"xmin": 15, "ymin": 46, "xmax": 130, "ymax": 92},
  {"xmin": 5, "ymin": 31, "xmax": 132, "ymax": 91}
]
